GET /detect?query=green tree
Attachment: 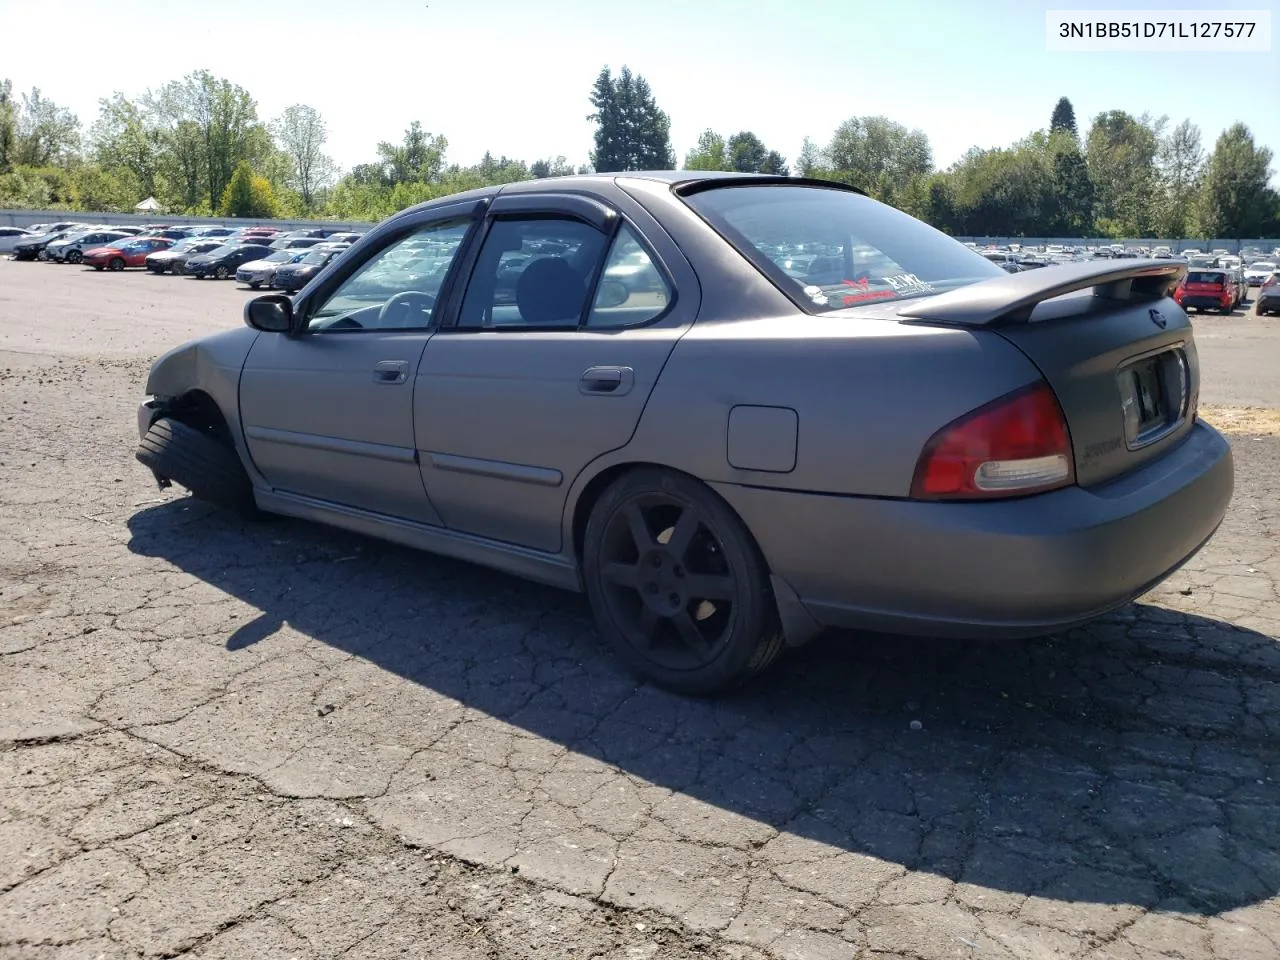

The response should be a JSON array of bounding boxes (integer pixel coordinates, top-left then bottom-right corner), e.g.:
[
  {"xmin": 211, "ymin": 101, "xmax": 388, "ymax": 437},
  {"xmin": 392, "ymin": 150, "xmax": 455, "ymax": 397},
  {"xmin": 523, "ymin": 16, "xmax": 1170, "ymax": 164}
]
[
  {"xmin": 726, "ymin": 131, "xmax": 767, "ymax": 173},
  {"xmin": 376, "ymin": 121, "xmax": 447, "ymax": 185},
  {"xmin": 795, "ymin": 136, "xmax": 827, "ymax": 178},
  {"xmin": 1152, "ymin": 119, "xmax": 1205, "ymax": 238},
  {"xmin": 89, "ymin": 93, "xmax": 161, "ymax": 199},
  {"xmin": 0, "ymin": 79, "xmax": 16, "ymax": 172},
  {"xmin": 11, "ymin": 87, "xmax": 81, "ymax": 167},
  {"xmin": 1050, "ymin": 97, "xmax": 1078, "ymax": 140},
  {"xmin": 759, "ymin": 150, "xmax": 789, "ymax": 176},
  {"xmin": 1198, "ymin": 123, "xmax": 1277, "ymax": 239},
  {"xmin": 219, "ymin": 159, "xmax": 279, "ymax": 218},
  {"xmin": 587, "ymin": 65, "xmax": 675, "ymax": 172},
  {"xmin": 530, "ymin": 156, "xmax": 574, "ymax": 178},
  {"xmin": 683, "ymin": 129, "xmax": 729, "ymax": 170},
  {"xmin": 822, "ymin": 115, "xmax": 932, "ymax": 200},
  {"xmin": 1085, "ymin": 110, "xmax": 1160, "ymax": 235},
  {"xmin": 271, "ymin": 104, "xmax": 336, "ymax": 212},
  {"xmin": 1046, "ymin": 128, "xmax": 1094, "ymax": 235}
]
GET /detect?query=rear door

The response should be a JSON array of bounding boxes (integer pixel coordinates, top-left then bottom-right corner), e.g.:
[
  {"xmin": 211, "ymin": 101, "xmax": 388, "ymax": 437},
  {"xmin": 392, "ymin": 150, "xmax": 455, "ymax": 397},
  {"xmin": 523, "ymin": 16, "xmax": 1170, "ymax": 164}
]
[{"xmin": 415, "ymin": 190, "xmax": 697, "ymax": 553}]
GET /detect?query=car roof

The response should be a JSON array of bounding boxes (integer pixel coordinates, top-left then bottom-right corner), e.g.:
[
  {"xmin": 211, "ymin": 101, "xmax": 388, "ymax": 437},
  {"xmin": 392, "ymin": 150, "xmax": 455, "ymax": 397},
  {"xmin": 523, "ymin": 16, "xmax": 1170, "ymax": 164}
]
[{"xmin": 390, "ymin": 171, "xmax": 868, "ymax": 222}]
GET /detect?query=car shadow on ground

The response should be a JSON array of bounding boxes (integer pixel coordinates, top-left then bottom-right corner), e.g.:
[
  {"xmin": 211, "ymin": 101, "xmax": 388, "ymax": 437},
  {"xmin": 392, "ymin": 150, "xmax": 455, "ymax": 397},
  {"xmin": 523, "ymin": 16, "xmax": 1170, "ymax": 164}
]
[{"xmin": 127, "ymin": 500, "xmax": 1280, "ymax": 917}]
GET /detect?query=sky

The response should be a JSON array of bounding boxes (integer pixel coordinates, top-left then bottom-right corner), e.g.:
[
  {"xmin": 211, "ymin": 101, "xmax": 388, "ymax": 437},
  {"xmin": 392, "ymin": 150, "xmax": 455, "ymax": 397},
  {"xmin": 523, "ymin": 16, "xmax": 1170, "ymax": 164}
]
[{"xmin": 2, "ymin": 0, "xmax": 1277, "ymax": 179}]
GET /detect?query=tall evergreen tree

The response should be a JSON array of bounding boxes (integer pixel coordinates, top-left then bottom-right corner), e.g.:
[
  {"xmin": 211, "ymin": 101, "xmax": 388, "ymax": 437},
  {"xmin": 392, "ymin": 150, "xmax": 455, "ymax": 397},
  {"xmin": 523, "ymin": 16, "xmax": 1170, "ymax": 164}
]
[
  {"xmin": 587, "ymin": 66, "xmax": 675, "ymax": 172},
  {"xmin": 1050, "ymin": 97, "xmax": 1078, "ymax": 139}
]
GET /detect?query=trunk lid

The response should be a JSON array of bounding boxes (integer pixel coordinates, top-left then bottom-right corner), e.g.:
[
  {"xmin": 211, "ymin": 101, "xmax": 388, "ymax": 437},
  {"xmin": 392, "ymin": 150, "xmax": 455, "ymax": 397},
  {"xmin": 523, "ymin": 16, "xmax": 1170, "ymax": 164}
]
[{"xmin": 894, "ymin": 260, "xmax": 1198, "ymax": 487}]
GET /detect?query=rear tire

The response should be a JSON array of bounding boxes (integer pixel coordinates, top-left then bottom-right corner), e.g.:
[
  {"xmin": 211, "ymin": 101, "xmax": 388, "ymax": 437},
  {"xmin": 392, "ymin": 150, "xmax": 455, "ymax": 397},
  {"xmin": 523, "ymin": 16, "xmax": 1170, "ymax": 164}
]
[
  {"xmin": 136, "ymin": 416, "xmax": 257, "ymax": 516},
  {"xmin": 582, "ymin": 468, "xmax": 785, "ymax": 696}
]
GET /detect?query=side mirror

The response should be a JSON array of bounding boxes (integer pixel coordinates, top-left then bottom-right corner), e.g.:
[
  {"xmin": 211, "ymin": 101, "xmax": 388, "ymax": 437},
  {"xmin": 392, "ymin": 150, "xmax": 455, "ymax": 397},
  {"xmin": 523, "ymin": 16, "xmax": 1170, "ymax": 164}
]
[
  {"xmin": 596, "ymin": 278, "xmax": 630, "ymax": 308},
  {"xmin": 245, "ymin": 294, "xmax": 294, "ymax": 333}
]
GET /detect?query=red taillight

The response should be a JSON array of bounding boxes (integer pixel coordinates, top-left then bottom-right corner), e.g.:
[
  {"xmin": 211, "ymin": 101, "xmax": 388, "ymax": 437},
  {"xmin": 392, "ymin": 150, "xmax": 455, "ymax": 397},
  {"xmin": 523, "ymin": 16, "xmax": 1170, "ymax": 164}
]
[{"xmin": 911, "ymin": 382, "xmax": 1075, "ymax": 500}]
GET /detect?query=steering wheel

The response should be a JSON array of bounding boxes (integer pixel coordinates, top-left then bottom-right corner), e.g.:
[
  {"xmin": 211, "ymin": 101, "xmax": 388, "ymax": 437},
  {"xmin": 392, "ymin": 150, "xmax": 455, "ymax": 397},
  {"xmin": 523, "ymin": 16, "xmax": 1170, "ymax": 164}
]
[{"xmin": 377, "ymin": 290, "xmax": 436, "ymax": 328}]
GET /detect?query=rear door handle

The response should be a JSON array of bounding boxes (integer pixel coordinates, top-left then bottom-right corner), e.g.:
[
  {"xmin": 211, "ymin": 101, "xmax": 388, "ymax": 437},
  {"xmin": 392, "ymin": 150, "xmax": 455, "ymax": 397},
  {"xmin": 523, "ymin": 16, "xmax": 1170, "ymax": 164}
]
[
  {"xmin": 373, "ymin": 360, "xmax": 409, "ymax": 384},
  {"xmin": 580, "ymin": 365, "xmax": 634, "ymax": 396}
]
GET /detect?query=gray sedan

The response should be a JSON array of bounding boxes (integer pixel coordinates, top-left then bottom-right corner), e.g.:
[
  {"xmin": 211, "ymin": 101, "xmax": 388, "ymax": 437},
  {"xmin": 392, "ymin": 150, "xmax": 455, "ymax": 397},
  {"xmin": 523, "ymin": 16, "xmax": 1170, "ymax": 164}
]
[{"xmin": 135, "ymin": 172, "xmax": 1233, "ymax": 694}]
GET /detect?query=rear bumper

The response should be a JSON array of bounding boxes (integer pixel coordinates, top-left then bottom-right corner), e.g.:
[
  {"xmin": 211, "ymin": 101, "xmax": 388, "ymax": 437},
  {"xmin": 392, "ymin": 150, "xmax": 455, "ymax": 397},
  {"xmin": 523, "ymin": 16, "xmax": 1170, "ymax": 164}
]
[
  {"xmin": 714, "ymin": 419, "xmax": 1233, "ymax": 639},
  {"xmin": 1180, "ymin": 295, "xmax": 1231, "ymax": 310}
]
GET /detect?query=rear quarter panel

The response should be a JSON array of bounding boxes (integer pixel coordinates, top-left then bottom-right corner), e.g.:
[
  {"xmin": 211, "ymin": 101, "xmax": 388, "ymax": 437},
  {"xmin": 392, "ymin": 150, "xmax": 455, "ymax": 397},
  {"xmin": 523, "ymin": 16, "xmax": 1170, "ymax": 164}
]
[{"xmin": 590, "ymin": 315, "xmax": 1045, "ymax": 498}]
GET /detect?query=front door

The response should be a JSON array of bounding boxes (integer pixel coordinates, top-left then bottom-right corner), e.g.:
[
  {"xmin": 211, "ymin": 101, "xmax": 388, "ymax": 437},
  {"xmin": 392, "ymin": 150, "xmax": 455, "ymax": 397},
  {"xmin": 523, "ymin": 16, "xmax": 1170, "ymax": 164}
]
[
  {"xmin": 239, "ymin": 215, "xmax": 476, "ymax": 524},
  {"xmin": 417, "ymin": 197, "xmax": 693, "ymax": 553}
]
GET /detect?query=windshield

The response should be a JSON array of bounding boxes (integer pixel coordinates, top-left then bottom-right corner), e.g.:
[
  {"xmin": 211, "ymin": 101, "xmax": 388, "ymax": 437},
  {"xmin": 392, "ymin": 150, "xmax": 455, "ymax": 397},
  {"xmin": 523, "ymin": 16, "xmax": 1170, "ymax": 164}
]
[
  {"xmin": 263, "ymin": 250, "xmax": 295, "ymax": 263},
  {"xmin": 206, "ymin": 244, "xmax": 239, "ymax": 258},
  {"xmin": 681, "ymin": 184, "xmax": 1003, "ymax": 312},
  {"xmin": 301, "ymin": 250, "xmax": 331, "ymax": 265}
]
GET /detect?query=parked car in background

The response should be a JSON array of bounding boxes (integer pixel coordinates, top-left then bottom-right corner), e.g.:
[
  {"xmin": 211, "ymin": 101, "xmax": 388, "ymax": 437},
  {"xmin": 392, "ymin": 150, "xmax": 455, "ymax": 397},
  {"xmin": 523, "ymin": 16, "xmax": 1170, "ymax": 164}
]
[
  {"xmin": 1244, "ymin": 261, "xmax": 1277, "ymax": 285},
  {"xmin": 235, "ymin": 248, "xmax": 310, "ymax": 289},
  {"xmin": 84, "ymin": 236, "xmax": 175, "ymax": 271},
  {"xmin": 1174, "ymin": 269, "xmax": 1235, "ymax": 313},
  {"xmin": 1225, "ymin": 265, "xmax": 1248, "ymax": 307},
  {"xmin": 0, "ymin": 227, "xmax": 35, "ymax": 253},
  {"xmin": 270, "ymin": 245, "xmax": 350, "ymax": 293},
  {"xmin": 322, "ymin": 232, "xmax": 364, "ymax": 246},
  {"xmin": 185, "ymin": 242, "xmax": 274, "ymax": 279},
  {"xmin": 46, "ymin": 229, "xmax": 134, "ymax": 264},
  {"xmin": 144, "ymin": 237, "xmax": 226, "ymax": 274},
  {"xmin": 11, "ymin": 227, "xmax": 87, "ymax": 261},
  {"xmin": 1255, "ymin": 272, "xmax": 1280, "ymax": 316},
  {"xmin": 269, "ymin": 235, "xmax": 326, "ymax": 252}
]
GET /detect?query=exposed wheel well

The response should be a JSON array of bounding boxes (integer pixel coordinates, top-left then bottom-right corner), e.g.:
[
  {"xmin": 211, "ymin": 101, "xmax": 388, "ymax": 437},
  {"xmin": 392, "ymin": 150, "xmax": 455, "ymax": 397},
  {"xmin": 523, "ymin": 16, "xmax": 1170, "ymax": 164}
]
[{"xmin": 166, "ymin": 390, "xmax": 236, "ymax": 448}]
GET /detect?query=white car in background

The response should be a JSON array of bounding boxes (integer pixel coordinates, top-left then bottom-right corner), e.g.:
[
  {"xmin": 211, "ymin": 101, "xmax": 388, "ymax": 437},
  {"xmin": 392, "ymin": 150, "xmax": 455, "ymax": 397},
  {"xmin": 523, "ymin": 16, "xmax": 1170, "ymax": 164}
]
[
  {"xmin": 1244, "ymin": 261, "xmax": 1277, "ymax": 285},
  {"xmin": 235, "ymin": 248, "xmax": 310, "ymax": 289},
  {"xmin": 0, "ymin": 227, "xmax": 34, "ymax": 253}
]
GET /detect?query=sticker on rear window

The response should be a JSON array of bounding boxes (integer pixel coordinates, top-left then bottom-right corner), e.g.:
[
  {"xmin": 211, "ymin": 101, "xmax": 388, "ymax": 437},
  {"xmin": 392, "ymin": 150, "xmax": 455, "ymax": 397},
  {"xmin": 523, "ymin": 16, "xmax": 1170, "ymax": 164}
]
[{"xmin": 881, "ymin": 272, "xmax": 935, "ymax": 295}]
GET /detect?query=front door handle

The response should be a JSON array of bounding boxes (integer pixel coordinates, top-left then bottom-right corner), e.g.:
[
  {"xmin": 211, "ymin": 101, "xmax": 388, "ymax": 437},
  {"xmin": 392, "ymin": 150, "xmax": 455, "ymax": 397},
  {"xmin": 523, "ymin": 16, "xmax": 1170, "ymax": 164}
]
[
  {"xmin": 373, "ymin": 360, "xmax": 409, "ymax": 384},
  {"xmin": 580, "ymin": 365, "xmax": 634, "ymax": 396}
]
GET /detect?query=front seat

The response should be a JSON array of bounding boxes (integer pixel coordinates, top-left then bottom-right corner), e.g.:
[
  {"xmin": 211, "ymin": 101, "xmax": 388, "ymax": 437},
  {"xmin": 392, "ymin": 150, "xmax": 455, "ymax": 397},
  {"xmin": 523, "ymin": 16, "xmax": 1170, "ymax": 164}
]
[{"xmin": 515, "ymin": 257, "xmax": 586, "ymax": 325}]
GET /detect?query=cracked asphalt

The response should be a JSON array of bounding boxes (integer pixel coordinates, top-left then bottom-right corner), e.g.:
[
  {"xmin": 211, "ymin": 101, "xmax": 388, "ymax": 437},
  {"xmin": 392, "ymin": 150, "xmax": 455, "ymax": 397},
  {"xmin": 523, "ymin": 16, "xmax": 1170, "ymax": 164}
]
[{"xmin": 2, "ymin": 261, "xmax": 1279, "ymax": 959}]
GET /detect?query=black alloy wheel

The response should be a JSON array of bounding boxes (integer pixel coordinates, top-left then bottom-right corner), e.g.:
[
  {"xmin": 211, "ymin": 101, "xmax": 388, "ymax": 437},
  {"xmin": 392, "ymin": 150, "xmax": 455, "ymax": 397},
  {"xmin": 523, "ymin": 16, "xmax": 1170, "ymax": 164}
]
[
  {"xmin": 583, "ymin": 468, "xmax": 784, "ymax": 695},
  {"xmin": 67, "ymin": 249, "xmax": 82, "ymax": 264}
]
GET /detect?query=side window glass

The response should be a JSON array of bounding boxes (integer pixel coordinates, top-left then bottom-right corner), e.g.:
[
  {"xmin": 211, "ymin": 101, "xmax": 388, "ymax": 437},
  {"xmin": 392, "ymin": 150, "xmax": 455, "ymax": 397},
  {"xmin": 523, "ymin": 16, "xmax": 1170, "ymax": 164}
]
[
  {"xmin": 586, "ymin": 224, "xmax": 672, "ymax": 328},
  {"xmin": 456, "ymin": 217, "xmax": 609, "ymax": 329},
  {"xmin": 307, "ymin": 219, "xmax": 471, "ymax": 332}
]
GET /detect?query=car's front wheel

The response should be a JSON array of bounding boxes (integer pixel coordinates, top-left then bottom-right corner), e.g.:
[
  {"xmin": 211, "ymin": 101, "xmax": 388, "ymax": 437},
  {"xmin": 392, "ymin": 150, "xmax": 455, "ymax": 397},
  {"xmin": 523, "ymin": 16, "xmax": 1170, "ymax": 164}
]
[
  {"xmin": 136, "ymin": 416, "xmax": 256, "ymax": 515},
  {"xmin": 108, "ymin": 257, "xmax": 125, "ymax": 271},
  {"xmin": 582, "ymin": 468, "xmax": 785, "ymax": 695},
  {"xmin": 66, "ymin": 250, "xmax": 82, "ymax": 264},
  {"xmin": 213, "ymin": 265, "xmax": 229, "ymax": 279}
]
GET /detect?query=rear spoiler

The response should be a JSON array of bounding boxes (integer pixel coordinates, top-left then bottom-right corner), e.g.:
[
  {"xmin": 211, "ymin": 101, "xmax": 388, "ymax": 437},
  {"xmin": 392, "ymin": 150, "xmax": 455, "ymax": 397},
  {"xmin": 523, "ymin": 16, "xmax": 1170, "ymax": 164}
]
[{"xmin": 897, "ymin": 259, "xmax": 1187, "ymax": 327}]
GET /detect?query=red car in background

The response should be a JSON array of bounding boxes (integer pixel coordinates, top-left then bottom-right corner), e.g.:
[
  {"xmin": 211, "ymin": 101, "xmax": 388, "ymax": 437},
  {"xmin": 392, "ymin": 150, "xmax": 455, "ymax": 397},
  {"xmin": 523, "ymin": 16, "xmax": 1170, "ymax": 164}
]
[
  {"xmin": 83, "ymin": 236, "xmax": 175, "ymax": 271},
  {"xmin": 1173, "ymin": 269, "xmax": 1235, "ymax": 314}
]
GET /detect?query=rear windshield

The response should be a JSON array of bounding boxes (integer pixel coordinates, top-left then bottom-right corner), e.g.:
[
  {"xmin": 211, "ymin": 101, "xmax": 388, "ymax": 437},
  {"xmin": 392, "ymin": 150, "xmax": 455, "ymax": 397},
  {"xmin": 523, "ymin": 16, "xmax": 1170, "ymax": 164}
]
[
  {"xmin": 680, "ymin": 184, "xmax": 1003, "ymax": 312},
  {"xmin": 1187, "ymin": 271, "xmax": 1226, "ymax": 284}
]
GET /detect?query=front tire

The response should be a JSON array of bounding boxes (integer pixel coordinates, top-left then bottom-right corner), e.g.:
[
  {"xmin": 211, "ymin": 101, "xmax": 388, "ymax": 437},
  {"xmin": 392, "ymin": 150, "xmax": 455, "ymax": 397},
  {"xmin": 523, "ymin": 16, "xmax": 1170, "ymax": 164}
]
[
  {"xmin": 108, "ymin": 257, "xmax": 125, "ymax": 271},
  {"xmin": 67, "ymin": 250, "xmax": 82, "ymax": 264},
  {"xmin": 136, "ymin": 416, "xmax": 256, "ymax": 515},
  {"xmin": 213, "ymin": 264, "xmax": 229, "ymax": 280},
  {"xmin": 582, "ymin": 468, "xmax": 785, "ymax": 696}
]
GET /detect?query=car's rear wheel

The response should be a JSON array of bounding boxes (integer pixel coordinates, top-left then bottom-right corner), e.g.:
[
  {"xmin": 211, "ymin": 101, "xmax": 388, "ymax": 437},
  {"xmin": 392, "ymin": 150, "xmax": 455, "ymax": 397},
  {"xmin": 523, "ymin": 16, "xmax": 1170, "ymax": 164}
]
[
  {"xmin": 136, "ymin": 416, "xmax": 256, "ymax": 516},
  {"xmin": 582, "ymin": 468, "xmax": 785, "ymax": 695},
  {"xmin": 108, "ymin": 257, "xmax": 125, "ymax": 271},
  {"xmin": 213, "ymin": 265, "xmax": 229, "ymax": 279}
]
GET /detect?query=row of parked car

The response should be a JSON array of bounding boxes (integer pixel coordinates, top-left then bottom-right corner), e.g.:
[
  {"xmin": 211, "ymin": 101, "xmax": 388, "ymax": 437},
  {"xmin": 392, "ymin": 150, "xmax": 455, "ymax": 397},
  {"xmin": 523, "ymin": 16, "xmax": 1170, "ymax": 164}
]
[{"xmin": 3, "ymin": 220, "xmax": 363, "ymax": 293}]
